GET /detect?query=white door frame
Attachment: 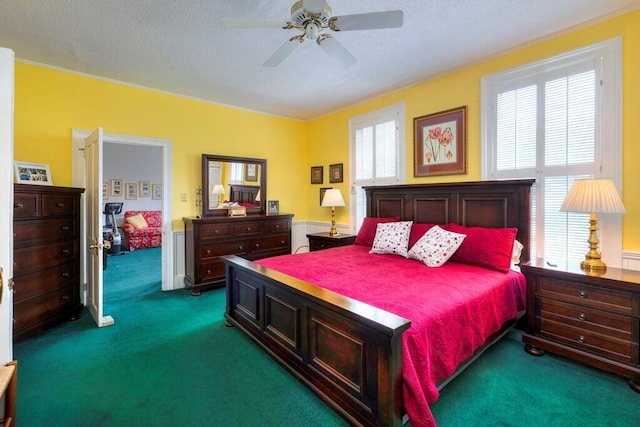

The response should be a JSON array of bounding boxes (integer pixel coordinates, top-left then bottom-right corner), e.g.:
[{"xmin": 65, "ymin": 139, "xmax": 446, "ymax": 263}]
[
  {"xmin": 0, "ymin": 47, "xmax": 15, "ymax": 361},
  {"xmin": 72, "ymin": 130, "xmax": 174, "ymax": 304}
]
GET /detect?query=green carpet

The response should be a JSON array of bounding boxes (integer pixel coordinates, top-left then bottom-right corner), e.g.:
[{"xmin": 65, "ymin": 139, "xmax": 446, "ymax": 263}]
[{"xmin": 13, "ymin": 248, "xmax": 639, "ymax": 426}]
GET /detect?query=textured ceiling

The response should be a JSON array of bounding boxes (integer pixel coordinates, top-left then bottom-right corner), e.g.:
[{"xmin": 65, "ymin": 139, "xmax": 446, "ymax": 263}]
[{"xmin": 1, "ymin": 0, "xmax": 639, "ymax": 120}]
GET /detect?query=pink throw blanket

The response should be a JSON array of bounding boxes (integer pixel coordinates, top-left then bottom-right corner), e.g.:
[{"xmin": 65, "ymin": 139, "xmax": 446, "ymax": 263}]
[{"xmin": 256, "ymin": 245, "xmax": 526, "ymax": 427}]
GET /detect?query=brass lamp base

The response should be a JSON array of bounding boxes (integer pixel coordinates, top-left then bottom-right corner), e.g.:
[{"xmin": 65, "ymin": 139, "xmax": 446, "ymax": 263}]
[
  {"xmin": 580, "ymin": 213, "xmax": 606, "ymax": 272},
  {"xmin": 329, "ymin": 207, "xmax": 339, "ymax": 236}
]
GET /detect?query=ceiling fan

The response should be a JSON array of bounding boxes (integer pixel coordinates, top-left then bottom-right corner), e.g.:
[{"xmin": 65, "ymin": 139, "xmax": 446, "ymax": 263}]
[{"xmin": 222, "ymin": 0, "xmax": 403, "ymax": 67}]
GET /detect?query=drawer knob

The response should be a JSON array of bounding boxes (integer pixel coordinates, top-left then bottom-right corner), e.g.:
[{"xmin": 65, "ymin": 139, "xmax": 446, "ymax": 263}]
[
  {"xmin": 61, "ymin": 295, "xmax": 70, "ymax": 301},
  {"xmin": 61, "ymin": 226, "xmax": 70, "ymax": 231},
  {"xmin": 206, "ymin": 249, "xmax": 211, "ymax": 255},
  {"xmin": 61, "ymin": 272, "xmax": 70, "ymax": 278},
  {"xmin": 14, "ymin": 203, "xmax": 24, "ymax": 208},
  {"xmin": 56, "ymin": 202, "xmax": 65, "ymax": 208},
  {"xmin": 255, "ymin": 243, "xmax": 260, "ymax": 248},
  {"xmin": 238, "ymin": 245, "xmax": 244, "ymax": 250},
  {"xmin": 578, "ymin": 313, "xmax": 586, "ymax": 321},
  {"xmin": 274, "ymin": 224, "xmax": 280, "ymax": 229},
  {"xmin": 246, "ymin": 227, "xmax": 252, "ymax": 231},
  {"xmin": 578, "ymin": 290, "xmax": 587, "ymax": 298},
  {"xmin": 214, "ymin": 229, "xmax": 219, "ymax": 234},
  {"xmin": 206, "ymin": 269, "xmax": 212, "ymax": 274},
  {"xmin": 280, "ymin": 240, "xmax": 285, "ymax": 245},
  {"xmin": 578, "ymin": 335, "xmax": 585, "ymax": 343}
]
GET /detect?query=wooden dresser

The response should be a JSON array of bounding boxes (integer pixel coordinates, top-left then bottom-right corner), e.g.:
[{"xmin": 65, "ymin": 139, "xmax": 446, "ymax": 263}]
[
  {"xmin": 13, "ymin": 184, "xmax": 84, "ymax": 341},
  {"xmin": 522, "ymin": 258, "xmax": 640, "ymax": 392},
  {"xmin": 306, "ymin": 232, "xmax": 356, "ymax": 251},
  {"xmin": 183, "ymin": 213, "xmax": 293, "ymax": 295}
]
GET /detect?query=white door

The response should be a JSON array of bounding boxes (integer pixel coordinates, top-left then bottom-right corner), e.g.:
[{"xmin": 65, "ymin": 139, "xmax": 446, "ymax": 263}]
[
  {"xmin": 0, "ymin": 47, "xmax": 15, "ymax": 361},
  {"xmin": 85, "ymin": 128, "xmax": 113, "ymax": 327}
]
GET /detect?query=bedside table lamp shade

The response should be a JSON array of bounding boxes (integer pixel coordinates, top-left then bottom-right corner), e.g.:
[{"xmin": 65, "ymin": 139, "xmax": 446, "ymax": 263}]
[
  {"xmin": 560, "ymin": 178, "xmax": 625, "ymax": 272},
  {"xmin": 321, "ymin": 188, "xmax": 345, "ymax": 236},
  {"xmin": 212, "ymin": 184, "xmax": 225, "ymax": 207}
]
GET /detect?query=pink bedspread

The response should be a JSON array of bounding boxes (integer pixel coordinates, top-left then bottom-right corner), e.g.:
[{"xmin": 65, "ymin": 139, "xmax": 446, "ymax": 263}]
[{"xmin": 256, "ymin": 244, "xmax": 526, "ymax": 427}]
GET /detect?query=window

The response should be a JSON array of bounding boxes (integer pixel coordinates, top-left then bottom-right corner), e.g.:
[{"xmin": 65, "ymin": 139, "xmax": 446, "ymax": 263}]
[
  {"xmin": 349, "ymin": 103, "xmax": 405, "ymax": 231},
  {"xmin": 482, "ymin": 38, "xmax": 622, "ymax": 266}
]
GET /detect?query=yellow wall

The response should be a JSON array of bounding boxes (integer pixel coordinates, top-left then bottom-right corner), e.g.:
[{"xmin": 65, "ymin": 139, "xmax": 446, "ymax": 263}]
[
  {"xmin": 14, "ymin": 64, "xmax": 309, "ymax": 229},
  {"xmin": 12, "ymin": 10, "xmax": 640, "ymax": 249},
  {"xmin": 307, "ymin": 10, "xmax": 640, "ymax": 250}
]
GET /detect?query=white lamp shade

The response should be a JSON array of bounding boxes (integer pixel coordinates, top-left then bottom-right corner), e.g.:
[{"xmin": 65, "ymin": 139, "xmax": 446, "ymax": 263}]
[
  {"xmin": 321, "ymin": 188, "xmax": 345, "ymax": 207},
  {"xmin": 560, "ymin": 178, "xmax": 625, "ymax": 214},
  {"xmin": 212, "ymin": 184, "xmax": 225, "ymax": 195}
]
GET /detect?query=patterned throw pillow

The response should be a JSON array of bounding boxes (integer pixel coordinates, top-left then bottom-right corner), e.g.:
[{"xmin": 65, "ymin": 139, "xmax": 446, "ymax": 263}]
[
  {"xmin": 125, "ymin": 213, "xmax": 148, "ymax": 229},
  {"xmin": 407, "ymin": 225, "xmax": 466, "ymax": 267},
  {"xmin": 370, "ymin": 221, "xmax": 413, "ymax": 257}
]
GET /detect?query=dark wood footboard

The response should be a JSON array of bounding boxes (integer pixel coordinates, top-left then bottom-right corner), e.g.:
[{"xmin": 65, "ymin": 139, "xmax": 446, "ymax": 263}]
[{"xmin": 223, "ymin": 255, "xmax": 411, "ymax": 427}]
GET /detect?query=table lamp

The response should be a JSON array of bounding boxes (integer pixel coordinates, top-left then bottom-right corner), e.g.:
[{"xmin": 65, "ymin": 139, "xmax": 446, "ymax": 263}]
[
  {"xmin": 560, "ymin": 178, "xmax": 625, "ymax": 272},
  {"xmin": 321, "ymin": 188, "xmax": 345, "ymax": 236},
  {"xmin": 212, "ymin": 184, "xmax": 225, "ymax": 207}
]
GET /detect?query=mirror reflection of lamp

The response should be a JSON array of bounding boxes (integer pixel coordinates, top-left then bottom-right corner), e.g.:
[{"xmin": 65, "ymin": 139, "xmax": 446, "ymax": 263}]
[
  {"xmin": 212, "ymin": 184, "xmax": 225, "ymax": 207},
  {"xmin": 321, "ymin": 188, "xmax": 345, "ymax": 236}
]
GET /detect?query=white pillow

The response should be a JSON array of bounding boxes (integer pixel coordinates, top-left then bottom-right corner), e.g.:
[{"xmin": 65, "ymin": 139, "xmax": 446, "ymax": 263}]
[
  {"xmin": 407, "ymin": 225, "xmax": 466, "ymax": 267},
  {"xmin": 370, "ymin": 221, "xmax": 413, "ymax": 257},
  {"xmin": 510, "ymin": 239, "xmax": 524, "ymax": 272}
]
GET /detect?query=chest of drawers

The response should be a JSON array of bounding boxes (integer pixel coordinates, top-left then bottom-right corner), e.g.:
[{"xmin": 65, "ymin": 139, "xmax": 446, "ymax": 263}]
[
  {"xmin": 13, "ymin": 184, "xmax": 84, "ymax": 341},
  {"xmin": 306, "ymin": 232, "xmax": 356, "ymax": 251},
  {"xmin": 183, "ymin": 214, "xmax": 293, "ymax": 295},
  {"xmin": 522, "ymin": 258, "xmax": 640, "ymax": 393}
]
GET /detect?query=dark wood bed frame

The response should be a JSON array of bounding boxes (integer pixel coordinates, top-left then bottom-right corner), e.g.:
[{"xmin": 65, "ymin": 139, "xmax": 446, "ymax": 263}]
[
  {"xmin": 228, "ymin": 184, "xmax": 260, "ymax": 205},
  {"xmin": 223, "ymin": 179, "xmax": 534, "ymax": 426}
]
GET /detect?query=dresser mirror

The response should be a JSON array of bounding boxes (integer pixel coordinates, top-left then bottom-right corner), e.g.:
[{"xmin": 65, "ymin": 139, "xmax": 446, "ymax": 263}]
[{"xmin": 201, "ymin": 154, "xmax": 266, "ymax": 217}]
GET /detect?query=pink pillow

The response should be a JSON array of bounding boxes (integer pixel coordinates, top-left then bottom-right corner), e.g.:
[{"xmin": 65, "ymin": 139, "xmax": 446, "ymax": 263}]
[
  {"xmin": 354, "ymin": 216, "xmax": 400, "ymax": 247},
  {"xmin": 408, "ymin": 223, "xmax": 436, "ymax": 249},
  {"xmin": 444, "ymin": 223, "xmax": 518, "ymax": 273}
]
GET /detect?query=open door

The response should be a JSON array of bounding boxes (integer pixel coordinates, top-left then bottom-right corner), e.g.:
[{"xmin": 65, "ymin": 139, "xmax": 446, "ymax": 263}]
[{"xmin": 85, "ymin": 127, "xmax": 113, "ymax": 327}]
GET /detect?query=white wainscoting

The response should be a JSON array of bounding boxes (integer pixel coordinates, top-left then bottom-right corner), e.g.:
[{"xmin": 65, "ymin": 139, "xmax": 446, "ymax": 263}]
[
  {"xmin": 173, "ymin": 231, "xmax": 185, "ymax": 290},
  {"xmin": 622, "ymin": 251, "xmax": 640, "ymax": 271}
]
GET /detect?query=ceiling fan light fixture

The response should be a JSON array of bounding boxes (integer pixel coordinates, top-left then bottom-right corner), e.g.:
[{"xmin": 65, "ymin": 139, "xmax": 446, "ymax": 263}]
[{"xmin": 305, "ymin": 22, "xmax": 319, "ymax": 39}]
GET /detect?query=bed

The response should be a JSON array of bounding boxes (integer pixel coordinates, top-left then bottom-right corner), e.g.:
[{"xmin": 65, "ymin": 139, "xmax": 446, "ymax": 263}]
[
  {"xmin": 228, "ymin": 184, "xmax": 260, "ymax": 207},
  {"xmin": 223, "ymin": 179, "xmax": 534, "ymax": 426}
]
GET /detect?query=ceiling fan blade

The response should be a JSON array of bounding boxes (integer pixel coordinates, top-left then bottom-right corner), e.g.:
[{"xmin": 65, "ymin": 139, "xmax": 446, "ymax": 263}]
[
  {"xmin": 303, "ymin": 0, "xmax": 327, "ymax": 15},
  {"xmin": 263, "ymin": 40, "xmax": 301, "ymax": 67},
  {"xmin": 221, "ymin": 19, "xmax": 289, "ymax": 29},
  {"xmin": 331, "ymin": 10, "xmax": 403, "ymax": 31},
  {"xmin": 318, "ymin": 37, "xmax": 356, "ymax": 68}
]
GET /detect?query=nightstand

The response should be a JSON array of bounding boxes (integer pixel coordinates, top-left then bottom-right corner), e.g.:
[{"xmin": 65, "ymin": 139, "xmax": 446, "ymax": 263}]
[
  {"xmin": 306, "ymin": 232, "xmax": 356, "ymax": 252},
  {"xmin": 522, "ymin": 258, "xmax": 640, "ymax": 393}
]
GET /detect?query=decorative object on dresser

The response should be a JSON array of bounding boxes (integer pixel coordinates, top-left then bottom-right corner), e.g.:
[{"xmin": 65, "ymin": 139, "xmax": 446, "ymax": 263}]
[
  {"xmin": 183, "ymin": 213, "xmax": 293, "ymax": 296},
  {"xmin": 522, "ymin": 258, "xmax": 640, "ymax": 393},
  {"xmin": 13, "ymin": 183, "xmax": 84, "ymax": 341},
  {"xmin": 320, "ymin": 188, "xmax": 345, "ymax": 236},
  {"xmin": 306, "ymin": 232, "xmax": 355, "ymax": 252},
  {"xmin": 14, "ymin": 161, "xmax": 53, "ymax": 185},
  {"xmin": 560, "ymin": 178, "xmax": 626, "ymax": 272}
]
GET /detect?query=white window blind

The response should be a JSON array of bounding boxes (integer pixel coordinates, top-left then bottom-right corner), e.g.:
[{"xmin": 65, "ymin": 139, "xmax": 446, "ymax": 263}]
[
  {"xmin": 349, "ymin": 103, "xmax": 405, "ymax": 231},
  {"xmin": 482, "ymin": 39, "xmax": 622, "ymax": 265}
]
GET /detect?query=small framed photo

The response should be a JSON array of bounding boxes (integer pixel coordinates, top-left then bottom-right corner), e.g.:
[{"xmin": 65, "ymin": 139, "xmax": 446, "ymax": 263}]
[
  {"xmin": 329, "ymin": 163, "xmax": 343, "ymax": 183},
  {"xmin": 139, "ymin": 181, "xmax": 151, "ymax": 197},
  {"xmin": 14, "ymin": 161, "xmax": 53, "ymax": 185},
  {"xmin": 245, "ymin": 163, "xmax": 258, "ymax": 182},
  {"xmin": 267, "ymin": 200, "xmax": 279, "ymax": 215},
  {"xmin": 311, "ymin": 166, "xmax": 323, "ymax": 184},
  {"xmin": 111, "ymin": 179, "xmax": 123, "ymax": 197},
  {"xmin": 152, "ymin": 184, "xmax": 162, "ymax": 200},
  {"xmin": 102, "ymin": 182, "xmax": 109, "ymax": 200},
  {"xmin": 125, "ymin": 182, "xmax": 137, "ymax": 200},
  {"xmin": 320, "ymin": 187, "xmax": 332, "ymax": 205}
]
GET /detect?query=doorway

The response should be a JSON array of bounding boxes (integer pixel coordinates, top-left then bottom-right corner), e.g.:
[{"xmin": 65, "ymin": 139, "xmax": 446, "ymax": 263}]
[{"xmin": 71, "ymin": 130, "xmax": 174, "ymax": 324}]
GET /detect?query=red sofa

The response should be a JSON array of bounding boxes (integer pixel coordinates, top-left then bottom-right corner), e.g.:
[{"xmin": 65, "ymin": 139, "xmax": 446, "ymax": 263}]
[{"xmin": 122, "ymin": 210, "xmax": 162, "ymax": 250}]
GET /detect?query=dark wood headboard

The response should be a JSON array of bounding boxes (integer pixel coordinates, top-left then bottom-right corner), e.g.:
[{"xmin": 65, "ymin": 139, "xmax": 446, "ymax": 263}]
[
  {"xmin": 228, "ymin": 184, "xmax": 260, "ymax": 205},
  {"xmin": 364, "ymin": 179, "xmax": 535, "ymax": 264}
]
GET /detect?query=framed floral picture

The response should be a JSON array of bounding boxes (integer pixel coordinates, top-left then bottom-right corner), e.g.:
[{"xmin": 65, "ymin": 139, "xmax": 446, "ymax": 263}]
[
  {"xmin": 245, "ymin": 163, "xmax": 258, "ymax": 182},
  {"xmin": 413, "ymin": 106, "xmax": 467, "ymax": 177}
]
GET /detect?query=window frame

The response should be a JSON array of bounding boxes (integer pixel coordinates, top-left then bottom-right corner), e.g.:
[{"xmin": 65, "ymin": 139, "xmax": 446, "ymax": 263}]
[{"xmin": 481, "ymin": 37, "xmax": 623, "ymax": 266}]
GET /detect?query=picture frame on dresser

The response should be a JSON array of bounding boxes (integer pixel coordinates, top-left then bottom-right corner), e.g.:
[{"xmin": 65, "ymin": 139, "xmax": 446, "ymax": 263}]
[{"xmin": 14, "ymin": 161, "xmax": 53, "ymax": 185}]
